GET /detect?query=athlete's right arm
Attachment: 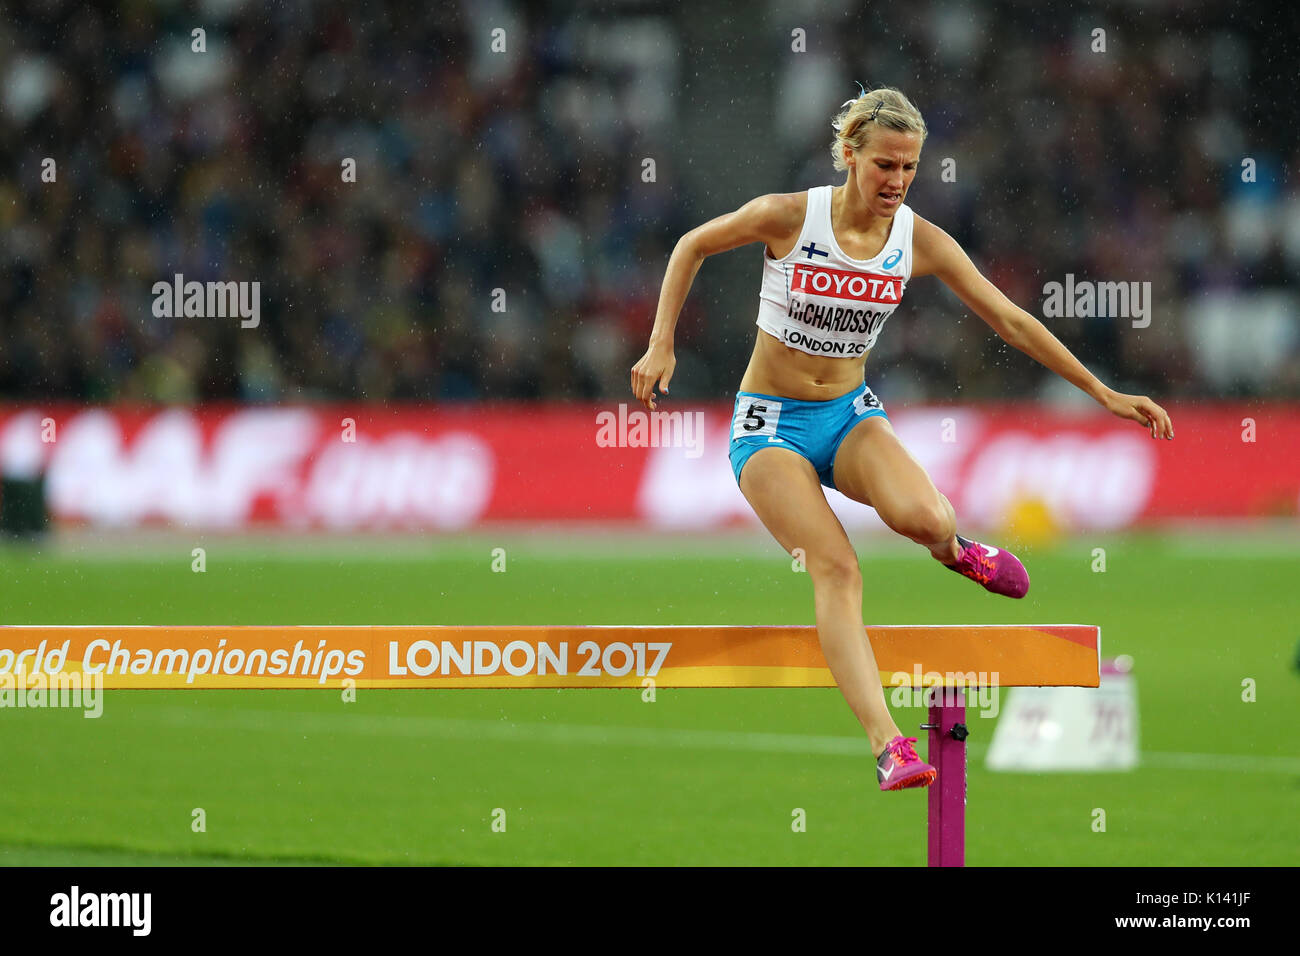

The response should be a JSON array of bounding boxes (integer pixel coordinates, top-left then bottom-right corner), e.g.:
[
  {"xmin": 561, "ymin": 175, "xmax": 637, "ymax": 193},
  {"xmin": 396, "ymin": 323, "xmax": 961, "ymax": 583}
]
[{"xmin": 631, "ymin": 194, "xmax": 798, "ymax": 410}]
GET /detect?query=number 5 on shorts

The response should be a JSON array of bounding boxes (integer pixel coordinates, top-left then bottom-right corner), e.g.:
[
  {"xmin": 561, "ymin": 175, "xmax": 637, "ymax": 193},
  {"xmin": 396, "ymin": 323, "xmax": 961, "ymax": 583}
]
[{"xmin": 732, "ymin": 397, "xmax": 781, "ymax": 439}]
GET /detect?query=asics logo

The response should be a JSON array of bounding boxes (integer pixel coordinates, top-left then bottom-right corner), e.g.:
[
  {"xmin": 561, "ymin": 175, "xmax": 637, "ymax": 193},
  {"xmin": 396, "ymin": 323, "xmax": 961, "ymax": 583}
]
[
  {"xmin": 984, "ymin": 546, "xmax": 1000, "ymax": 557},
  {"xmin": 882, "ymin": 249, "xmax": 902, "ymax": 269}
]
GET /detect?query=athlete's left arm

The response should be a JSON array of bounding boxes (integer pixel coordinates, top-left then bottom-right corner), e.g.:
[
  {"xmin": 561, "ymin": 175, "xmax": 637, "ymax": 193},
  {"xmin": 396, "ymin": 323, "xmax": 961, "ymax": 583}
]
[{"xmin": 911, "ymin": 215, "xmax": 1173, "ymax": 440}]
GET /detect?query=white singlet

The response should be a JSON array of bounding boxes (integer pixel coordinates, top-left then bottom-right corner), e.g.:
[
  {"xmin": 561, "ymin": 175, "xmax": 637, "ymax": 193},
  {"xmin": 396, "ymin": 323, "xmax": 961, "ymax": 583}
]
[{"xmin": 755, "ymin": 184, "xmax": 914, "ymax": 358}]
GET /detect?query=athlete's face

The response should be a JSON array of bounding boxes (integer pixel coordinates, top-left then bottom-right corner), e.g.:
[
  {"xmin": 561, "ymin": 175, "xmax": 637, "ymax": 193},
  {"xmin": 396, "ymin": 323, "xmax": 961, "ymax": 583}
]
[{"xmin": 845, "ymin": 130, "xmax": 922, "ymax": 217}]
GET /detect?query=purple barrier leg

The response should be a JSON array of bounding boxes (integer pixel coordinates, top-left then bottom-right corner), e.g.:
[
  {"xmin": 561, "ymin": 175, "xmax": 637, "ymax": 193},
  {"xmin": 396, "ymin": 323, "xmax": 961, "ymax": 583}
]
[{"xmin": 925, "ymin": 690, "xmax": 968, "ymax": 867}]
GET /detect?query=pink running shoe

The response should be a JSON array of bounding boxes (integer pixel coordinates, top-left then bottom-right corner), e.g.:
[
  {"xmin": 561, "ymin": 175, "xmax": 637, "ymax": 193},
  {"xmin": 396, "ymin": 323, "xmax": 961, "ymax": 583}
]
[
  {"xmin": 877, "ymin": 735, "xmax": 937, "ymax": 791},
  {"xmin": 944, "ymin": 534, "xmax": 1030, "ymax": 599}
]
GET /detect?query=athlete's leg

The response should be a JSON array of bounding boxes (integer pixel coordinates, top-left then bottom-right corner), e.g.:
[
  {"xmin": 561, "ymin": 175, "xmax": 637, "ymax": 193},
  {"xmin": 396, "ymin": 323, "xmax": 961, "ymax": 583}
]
[
  {"xmin": 739, "ymin": 446, "xmax": 902, "ymax": 754},
  {"xmin": 831, "ymin": 416, "xmax": 961, "ymax": 566}
]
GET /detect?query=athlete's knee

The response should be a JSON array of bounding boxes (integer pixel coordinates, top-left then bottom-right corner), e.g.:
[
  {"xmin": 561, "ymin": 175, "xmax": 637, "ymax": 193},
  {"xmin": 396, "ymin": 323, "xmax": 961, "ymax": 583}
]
[
  {"xmin": 805, "ymin": 548, "xmax": 862, "ymax": 591},
  {"xmin": 885, "ymin": 499, "xmax": 953, "ymax": 544}
]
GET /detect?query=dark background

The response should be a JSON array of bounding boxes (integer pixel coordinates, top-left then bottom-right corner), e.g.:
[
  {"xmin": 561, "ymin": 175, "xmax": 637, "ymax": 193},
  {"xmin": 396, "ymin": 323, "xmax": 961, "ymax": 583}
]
[{"xmin": 2, "ymin": 0, "xmax": 1296, "ymax": 406}]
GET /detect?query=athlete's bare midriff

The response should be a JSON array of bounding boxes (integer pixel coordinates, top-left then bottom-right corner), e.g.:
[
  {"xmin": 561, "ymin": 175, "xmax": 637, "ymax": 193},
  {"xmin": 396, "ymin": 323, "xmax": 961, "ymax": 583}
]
[{"xmin": 738, "ymin": 328, "xmax": 870, "ymax": 401}]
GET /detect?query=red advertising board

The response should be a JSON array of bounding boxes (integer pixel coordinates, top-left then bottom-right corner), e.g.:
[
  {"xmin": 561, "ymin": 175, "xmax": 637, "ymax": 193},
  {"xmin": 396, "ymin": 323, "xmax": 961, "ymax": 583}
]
[{"xmin": 0, "ymin": 403, "xmax": 1295, "ymax": 531}]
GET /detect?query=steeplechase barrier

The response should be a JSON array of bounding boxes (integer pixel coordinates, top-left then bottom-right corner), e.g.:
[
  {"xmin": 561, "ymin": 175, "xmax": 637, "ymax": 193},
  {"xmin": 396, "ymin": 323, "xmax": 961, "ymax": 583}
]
[{"xmin": 0, "ymin": 624, "xmax": 1100, "ymax": 866}]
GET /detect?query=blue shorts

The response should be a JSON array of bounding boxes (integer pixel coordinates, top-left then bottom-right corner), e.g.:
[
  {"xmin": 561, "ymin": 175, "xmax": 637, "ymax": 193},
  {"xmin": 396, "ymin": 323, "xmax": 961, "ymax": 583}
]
[{"xmin": 729, "ymin": 384, "xmax": 889, "ymax": 491}]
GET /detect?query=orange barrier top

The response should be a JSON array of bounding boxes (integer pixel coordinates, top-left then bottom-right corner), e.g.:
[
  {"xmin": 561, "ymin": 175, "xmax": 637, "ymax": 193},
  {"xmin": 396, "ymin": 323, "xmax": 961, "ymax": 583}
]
[{"xmin": 0, "ymin": 625, "xmax": 1099, "ymax": 689}]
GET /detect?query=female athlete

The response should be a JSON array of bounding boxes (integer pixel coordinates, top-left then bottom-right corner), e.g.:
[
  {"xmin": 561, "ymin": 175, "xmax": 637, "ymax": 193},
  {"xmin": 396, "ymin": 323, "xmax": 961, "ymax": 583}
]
[{"xmin": 630, "ymin": 86, "xmax": 1174, "ymax": 790}]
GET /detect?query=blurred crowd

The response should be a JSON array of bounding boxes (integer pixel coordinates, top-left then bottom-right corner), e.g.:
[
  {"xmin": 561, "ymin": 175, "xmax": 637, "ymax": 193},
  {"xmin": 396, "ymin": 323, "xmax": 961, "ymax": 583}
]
[{"xmin": 1, "ymin": 0, "xmax": 1295, "ymax": 406}]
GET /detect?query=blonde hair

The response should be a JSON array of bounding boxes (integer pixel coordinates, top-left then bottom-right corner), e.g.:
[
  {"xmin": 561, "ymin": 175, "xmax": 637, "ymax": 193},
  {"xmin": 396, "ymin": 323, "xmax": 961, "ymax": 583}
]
[{"xmin": 829, "ymin": 86, "xmax": 927, "ymax": 171}]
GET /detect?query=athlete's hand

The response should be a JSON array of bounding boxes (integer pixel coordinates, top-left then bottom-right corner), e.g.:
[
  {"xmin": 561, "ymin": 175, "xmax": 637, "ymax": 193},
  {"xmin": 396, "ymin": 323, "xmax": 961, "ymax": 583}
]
[
  {"xmin": 1100, "ymin": 388, "xmax": 1174, "ymax": 440},
  {"xmin": 631, "ymin": 340, "xmax": 675, "ymax": 411}
]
